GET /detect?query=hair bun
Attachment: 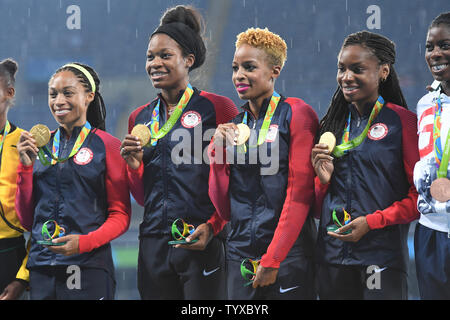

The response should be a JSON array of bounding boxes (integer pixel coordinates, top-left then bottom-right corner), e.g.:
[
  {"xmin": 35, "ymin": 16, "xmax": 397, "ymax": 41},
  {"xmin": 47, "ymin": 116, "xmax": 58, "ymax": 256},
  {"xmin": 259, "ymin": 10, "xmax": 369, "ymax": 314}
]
[
  {"xmin": 0, "ymin": 58, "xmax": 18, "ymax": 78},
  {"xmin": 160, "ymin": 5, "xmax": 203, "ymax": 35}
]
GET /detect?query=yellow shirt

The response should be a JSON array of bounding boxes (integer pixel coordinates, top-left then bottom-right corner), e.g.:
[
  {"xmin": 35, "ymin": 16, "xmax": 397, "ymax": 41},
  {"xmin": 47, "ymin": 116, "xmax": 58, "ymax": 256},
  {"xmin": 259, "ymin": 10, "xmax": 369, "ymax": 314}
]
[{"xmin": 0, "ymin": 124, "xmax": 29, "ymax": 282}]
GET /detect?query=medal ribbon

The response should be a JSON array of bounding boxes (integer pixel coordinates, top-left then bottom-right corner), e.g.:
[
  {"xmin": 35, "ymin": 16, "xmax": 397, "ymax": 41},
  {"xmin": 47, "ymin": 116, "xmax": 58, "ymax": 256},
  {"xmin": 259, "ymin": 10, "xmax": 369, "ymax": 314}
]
[
  {"xmin": 0, "ymin": 120, "xmax": 11, "ymax": 155},
  {"xmin": 147, "ymin": 83, "xmax": 194, "ymax": 146},
  {"xmin": 333, "ymin": 96, "xmax": 385, "ymax": 157},
  {"xmin": 240, "ymin": 91, "xmax": 281, "ymax": 152},
  {"xmin": 433, "ymin": 89, "xmax": 450, "ymax": 179},
  {"xmin": 37, "ymin": 122, "xmax": 91, "ymax": 166}
]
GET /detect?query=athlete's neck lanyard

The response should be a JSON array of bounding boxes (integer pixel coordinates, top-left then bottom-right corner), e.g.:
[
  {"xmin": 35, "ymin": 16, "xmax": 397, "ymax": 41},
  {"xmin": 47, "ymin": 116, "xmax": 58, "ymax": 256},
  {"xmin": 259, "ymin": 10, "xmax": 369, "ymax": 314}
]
[
  {"xmin": 0, "ymin": 120, "xmax": 11, "ymax": 156},
  {"xmin": 147, "ymin": 83, "xmax": 194, "ymax": 146},
  {"xmin": 433, "ymin": 89, "xmax": 450, "ymax": 178},
  {"xmin": 239, "ymin": 91, "xmax": 281, "ymax": 153},
  {"xmin": 38, "ymin": 121, "xmax": 91, "ymax": 166},
  {"xmin": 332, "ymin": 96, "xmax": 385, "ymax": 157}
]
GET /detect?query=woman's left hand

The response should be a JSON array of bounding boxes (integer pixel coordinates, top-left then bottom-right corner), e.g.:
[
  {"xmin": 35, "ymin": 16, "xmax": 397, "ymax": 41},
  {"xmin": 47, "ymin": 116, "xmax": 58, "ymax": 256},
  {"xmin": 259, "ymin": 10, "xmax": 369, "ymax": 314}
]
[
  {"xmin": 328, "ymin": 216, "xmax": 370, "ymax": 242},
  {"xmin": 46, "ymin": 234, "xmax": 80, "ymax": 256},
  {"xmin": 252, "ymin": 265, "xmax": 278, "ymax": 288}
]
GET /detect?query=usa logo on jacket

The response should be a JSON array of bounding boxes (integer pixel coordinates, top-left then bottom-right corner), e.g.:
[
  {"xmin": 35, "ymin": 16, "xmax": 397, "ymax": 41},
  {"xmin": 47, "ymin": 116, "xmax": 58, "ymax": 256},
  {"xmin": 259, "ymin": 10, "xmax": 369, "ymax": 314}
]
[{"xmin": 368, "ymin": 123, "xmax": 388, "ymax": 141}]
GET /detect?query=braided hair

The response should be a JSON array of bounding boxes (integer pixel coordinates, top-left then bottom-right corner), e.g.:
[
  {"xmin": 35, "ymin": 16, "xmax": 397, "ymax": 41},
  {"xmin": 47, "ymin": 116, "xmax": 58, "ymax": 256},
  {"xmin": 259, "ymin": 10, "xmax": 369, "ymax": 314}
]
[
  {"xmin": 318, "ymin": 31, "xmax": 407, "ymax": 140},
  {"xmin": 0, "ymin": 58, "xmax": 18, "ymax": 109},
  {"xmin": 53, "ymin": 63, "xmax": 106, "ymax": 131}
]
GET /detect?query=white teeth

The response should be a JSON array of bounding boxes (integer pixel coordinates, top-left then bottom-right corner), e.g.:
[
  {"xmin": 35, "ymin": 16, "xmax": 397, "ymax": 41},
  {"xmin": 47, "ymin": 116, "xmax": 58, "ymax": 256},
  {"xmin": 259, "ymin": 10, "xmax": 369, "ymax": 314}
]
[
  {"xmin": 152, "ymin": 72, "xmax": 166, "ymax": 76},
  {"xmin": 344, "ymin": 87, "xmax": 358, "ymax": 91},
  {"xmin": 55, "ymin": 110, "xmax": 70, "ymax": 116},
  {"xmin": 432, "ymin": 64, "xmax": 448, "ymax": 71}
]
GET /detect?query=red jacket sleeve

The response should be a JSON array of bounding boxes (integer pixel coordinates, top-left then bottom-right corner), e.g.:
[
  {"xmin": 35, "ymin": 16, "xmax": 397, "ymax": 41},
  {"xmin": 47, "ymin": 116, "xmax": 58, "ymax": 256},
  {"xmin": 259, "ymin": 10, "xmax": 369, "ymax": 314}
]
[
  {"xmin": 365, "ymin": 104, "xmax": 420, "ymax": 229},
  {"xmin": 78, "ymin": 132, "xmax": 132, "ymax": 253},
  {"xmin": 15, "ymin": 163, "xmax": 35, "ymax": 231},
  {"xmin": 126, "ymin": 105, "xmax": 147, "ymax": 206},
  {"xmin": 261, "ymin": 99, "xmax": 319, "ymax": 268},
  {"xmin": 313, "ymin": 176, "xmax": 330, "ymax": 219},
  {"xmin": 200, "ymin": 91, "xmax": 238, "ymax": 125},
  {"xmin": 207, "ymin": 139, "xmax": 231, "ymax": 233}
]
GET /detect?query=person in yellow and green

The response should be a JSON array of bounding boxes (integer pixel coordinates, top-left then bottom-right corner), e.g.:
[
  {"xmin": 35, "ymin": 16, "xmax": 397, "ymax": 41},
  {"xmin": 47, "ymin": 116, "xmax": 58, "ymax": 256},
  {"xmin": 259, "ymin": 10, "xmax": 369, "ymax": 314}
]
[{"xmin": 0, "ymin": 58, "xmax": 29, "ymax": 300}]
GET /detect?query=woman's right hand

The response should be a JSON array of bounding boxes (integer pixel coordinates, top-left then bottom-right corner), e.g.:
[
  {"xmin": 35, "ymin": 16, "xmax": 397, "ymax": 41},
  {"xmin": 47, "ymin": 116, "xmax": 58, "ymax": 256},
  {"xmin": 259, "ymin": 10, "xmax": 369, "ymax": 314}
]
[
  {"xmin": 213, "ymin": 123, "xmax": 239, "ymax": 147},
  {"xmin": 120, "ymin": 134, "xmax": 143, "ymax": 170},
  {"xmin": 311, "ymin": 143, "xmax": 334, "ymax": 184},
  {"xmin": 17, "ymin": 131, "xmax": 39, "ymax": 166}
]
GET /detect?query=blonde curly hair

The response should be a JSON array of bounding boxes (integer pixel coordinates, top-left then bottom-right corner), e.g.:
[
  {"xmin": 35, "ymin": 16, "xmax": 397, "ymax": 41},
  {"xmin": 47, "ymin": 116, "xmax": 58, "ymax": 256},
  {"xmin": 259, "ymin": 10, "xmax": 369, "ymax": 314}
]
[{"xmin": 235, "ymin": 27, "xmax": 287, "ymax": 69}]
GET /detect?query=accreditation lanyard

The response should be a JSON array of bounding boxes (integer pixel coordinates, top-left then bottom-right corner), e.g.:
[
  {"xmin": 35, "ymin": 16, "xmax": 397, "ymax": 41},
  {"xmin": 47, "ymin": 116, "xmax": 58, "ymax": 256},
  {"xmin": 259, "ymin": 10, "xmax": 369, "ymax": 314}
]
[
  {"xmin": 333, "ymin": 96, "xmax": 385, "ymax": 157},
  {"xmin": 433, "ymin": 90, "xmax": 450, "ymax": 179},
  {"xmin": 0, "ymin": 120, "xmax": 11, "ymax": 156},
  {"xmin": 240, "ymin": 91, "xmax": 281, "ymax": 153},
  {"xmin": 147, "ymin": 83, "xmax": 194, "ymax": 146}
]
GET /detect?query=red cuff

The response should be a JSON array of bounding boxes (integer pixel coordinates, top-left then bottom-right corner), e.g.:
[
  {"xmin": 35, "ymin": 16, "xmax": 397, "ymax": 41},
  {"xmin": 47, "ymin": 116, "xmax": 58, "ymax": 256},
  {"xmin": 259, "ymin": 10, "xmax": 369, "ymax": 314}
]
[{"xmin": 207, "ymin": 211, "xmax": 228, "ymax": 236}]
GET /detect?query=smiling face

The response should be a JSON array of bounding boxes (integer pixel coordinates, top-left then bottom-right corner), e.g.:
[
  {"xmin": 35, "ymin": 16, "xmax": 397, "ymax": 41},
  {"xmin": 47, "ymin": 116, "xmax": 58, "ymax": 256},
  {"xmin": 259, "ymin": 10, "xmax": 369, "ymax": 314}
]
[
  {"xmin": 232, "ymin": 43, "xmax": 280, "ymax": 107},
  {"xmin": 425, "ymin": 25, "xmax": 450, "ymax": 86},
  {"xmin": 146, "ymin": 33, "xmax": 194, "ymax": 93},
  {"xmin": 337, "ymin": 44, "xmax": 389, "ymax": 112},
  {"xmin": 48, "ymin": 70, "xmax": 94, "ymax": 130}
]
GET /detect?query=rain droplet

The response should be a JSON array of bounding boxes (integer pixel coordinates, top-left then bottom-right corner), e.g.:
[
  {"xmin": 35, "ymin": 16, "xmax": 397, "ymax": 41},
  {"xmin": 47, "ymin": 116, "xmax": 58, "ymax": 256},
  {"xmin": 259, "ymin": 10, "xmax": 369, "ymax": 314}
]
[
  {"xmin": 107, "ymin": 0, "xmax": 111, "ymax": 14},
  {"xmin": 243, "ymin": 0, "xmax": 246, "ymax": 8},
  {"xmin": 317, "ymin": 40, "xmax": 321, "ymax": 53},
  {"xmin": 313, "ymin": 4, "xmax": 316, "ymax": 14},
  {"xmin": 136, "ymin": 28, "xmax": 138, "ymax": 39},
  {"xmin": 31, "ymin": 96, "xmax": 34, "ymax": 106}
]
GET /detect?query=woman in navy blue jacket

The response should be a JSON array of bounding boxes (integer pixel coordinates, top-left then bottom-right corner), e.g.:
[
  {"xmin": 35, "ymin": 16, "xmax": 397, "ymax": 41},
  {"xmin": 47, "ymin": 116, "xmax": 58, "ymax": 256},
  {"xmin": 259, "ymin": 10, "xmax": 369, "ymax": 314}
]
[
  {"xmin": 120, "ymin": 5, "xmax": 237, "ymax": 300},
  {"xmin": 16, "ymin": 62, "xmax": 131, "ymax": 300},
  {"xmin": 312, "ymin": 31, "xmax": 420, "ymax": 299}
]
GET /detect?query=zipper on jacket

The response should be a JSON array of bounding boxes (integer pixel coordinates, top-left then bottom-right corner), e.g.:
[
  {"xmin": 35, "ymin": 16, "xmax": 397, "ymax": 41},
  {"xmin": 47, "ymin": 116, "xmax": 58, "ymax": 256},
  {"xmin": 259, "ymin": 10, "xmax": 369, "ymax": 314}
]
[
  {"xmin": 51, "ymin": 136, "xmax": 68, "ymax": 266},
  {"xmin": 343, "ymin": 152, "xmax": 353, "ymax": 260}
]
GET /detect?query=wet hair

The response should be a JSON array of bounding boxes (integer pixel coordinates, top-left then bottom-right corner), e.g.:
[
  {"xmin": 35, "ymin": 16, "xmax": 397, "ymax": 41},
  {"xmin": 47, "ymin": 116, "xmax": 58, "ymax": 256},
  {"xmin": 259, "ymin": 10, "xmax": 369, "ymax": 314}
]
[
  {"xmin": 236, "ymin": 27, "xmax": 287, "ymax": 69},
  {"xmin": 0, "ymin": 58, "xmax": 18, "ymax": 108},
  {"xmin": 151, "ymin": 5, "xmax": 206, "ymax": 71},
  {"xmin": 429, "ymin": 11, "xmax": 450, "ymax": 30},
  {"xmin": 53, "ymin": 63, "xmax": 106, "ymax": 131},
  {"xmin": 318, "ymin": 31, "xmax": 407, "ymax": 140}
]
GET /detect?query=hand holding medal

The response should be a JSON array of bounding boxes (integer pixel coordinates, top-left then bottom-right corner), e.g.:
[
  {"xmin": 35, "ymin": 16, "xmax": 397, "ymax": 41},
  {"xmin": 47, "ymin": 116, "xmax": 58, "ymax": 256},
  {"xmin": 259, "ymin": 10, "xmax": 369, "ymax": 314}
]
[{"xmin": 311, "ymin": 131, "xmax": 336, "ymax": 184}]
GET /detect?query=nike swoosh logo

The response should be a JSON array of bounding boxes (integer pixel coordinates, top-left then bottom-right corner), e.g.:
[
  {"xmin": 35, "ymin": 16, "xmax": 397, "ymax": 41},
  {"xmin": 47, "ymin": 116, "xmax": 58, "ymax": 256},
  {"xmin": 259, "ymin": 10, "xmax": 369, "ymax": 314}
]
[
  {"xmin": 279, "ymin": 286, "xmax": 299, "ymax": 294},
  {"xmin": 374, "ymin": 267, "xmax": 388, "ymax": 273},
  {"xmin": 203, "ymin": 267, "xmax": 220, "ymax": 276}
]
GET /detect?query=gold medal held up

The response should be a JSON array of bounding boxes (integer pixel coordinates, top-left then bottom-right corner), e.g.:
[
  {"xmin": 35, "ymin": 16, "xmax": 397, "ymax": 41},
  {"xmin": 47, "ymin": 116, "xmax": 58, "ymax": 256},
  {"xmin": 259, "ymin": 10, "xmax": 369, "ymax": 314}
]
[
  {"xmin": 319, "ymin": 131, "xmax": 336, "ymax": 153},
  {"xmin": 30, "ymin": 124, "xmax": 51, "ymax": 147},
  {"xmin": 235, "ymin": 123, "xmax": 250, "ymax": 146},
  {"xmin": 131, "ymin": 124, "xmax": 151, "ymax": 146}
]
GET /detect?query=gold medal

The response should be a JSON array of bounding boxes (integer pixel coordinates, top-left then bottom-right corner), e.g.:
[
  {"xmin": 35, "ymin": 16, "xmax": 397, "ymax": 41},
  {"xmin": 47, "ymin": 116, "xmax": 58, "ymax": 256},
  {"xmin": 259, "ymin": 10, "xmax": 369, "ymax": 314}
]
[
  {"xmin": 30, "ymin": 124, "xmax": 51, "ymax": 148},
  {"xmin": 131, "ymin": 124, "xmax": 151, "ymax": 146},
  {"xmin": 430, "ymin": 178, "xmax": 450, "ymax": 202},
  {"xmin": 319, "ymin": 131, "xmax": 336, "ymax": 153},
  {"xmin": 236, "ymin": 123, "xmax": 250, "ymax": 146}
]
